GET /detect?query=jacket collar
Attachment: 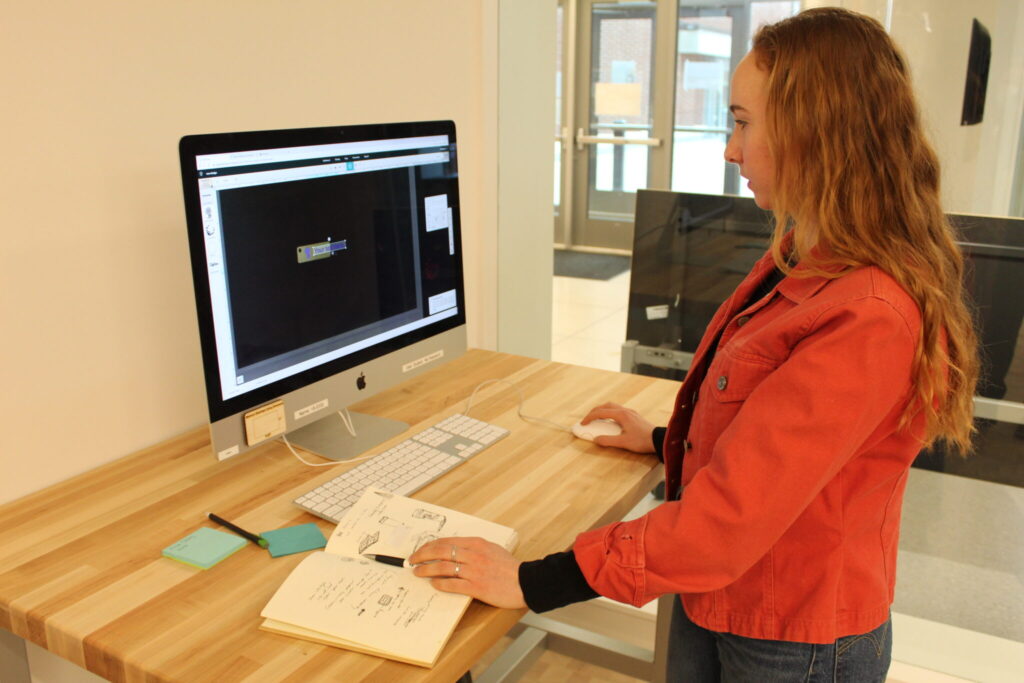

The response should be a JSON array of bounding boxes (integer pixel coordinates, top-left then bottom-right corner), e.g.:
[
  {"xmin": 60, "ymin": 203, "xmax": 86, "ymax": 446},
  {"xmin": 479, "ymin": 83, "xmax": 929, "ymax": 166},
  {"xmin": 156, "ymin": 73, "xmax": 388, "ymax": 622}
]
[
  {"xmin": 777, "ymin": 265, "xmax": 834, "ymax": 304},
  {"xmin": 765, "ymin": 232, "xmax": 847, "ymax": 305}
]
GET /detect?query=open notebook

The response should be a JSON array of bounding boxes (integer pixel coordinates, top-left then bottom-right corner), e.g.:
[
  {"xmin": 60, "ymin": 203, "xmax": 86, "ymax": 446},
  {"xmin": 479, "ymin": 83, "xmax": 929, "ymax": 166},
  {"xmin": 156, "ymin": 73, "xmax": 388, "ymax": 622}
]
[{"xmin": 260, "ymin": 488, "xmax": 518, "ymax": 667}]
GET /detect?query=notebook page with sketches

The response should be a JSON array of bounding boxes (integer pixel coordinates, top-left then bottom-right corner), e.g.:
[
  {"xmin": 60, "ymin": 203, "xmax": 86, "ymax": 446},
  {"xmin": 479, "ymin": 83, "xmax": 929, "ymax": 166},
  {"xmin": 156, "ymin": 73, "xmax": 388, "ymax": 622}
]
[
  {"xmin": 324, "ymin": 488, "xmax": 518, "ymax": 558},
  {"xmin": 260, "ymin": 488, "xmax": 518, "ymax": 667}
]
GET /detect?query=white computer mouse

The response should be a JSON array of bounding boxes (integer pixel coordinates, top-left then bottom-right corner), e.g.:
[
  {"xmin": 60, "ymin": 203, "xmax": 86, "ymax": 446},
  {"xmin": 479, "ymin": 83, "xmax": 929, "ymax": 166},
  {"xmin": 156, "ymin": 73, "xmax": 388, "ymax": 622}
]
[{"xmin": 571, "ymin": 418, "xmax": 623, "ymax": 442}]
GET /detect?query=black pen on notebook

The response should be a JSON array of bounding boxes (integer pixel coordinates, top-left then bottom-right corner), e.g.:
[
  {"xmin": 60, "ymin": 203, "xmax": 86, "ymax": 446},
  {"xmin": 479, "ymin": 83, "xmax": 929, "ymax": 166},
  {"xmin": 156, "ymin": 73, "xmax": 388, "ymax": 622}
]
[
  {"xmin": 207, "ymin": 512, "xmax": 269, "ymax": 548},
  {"xmin": 363, "ymin": 553, "xmax": 411, "ymax": 568}
]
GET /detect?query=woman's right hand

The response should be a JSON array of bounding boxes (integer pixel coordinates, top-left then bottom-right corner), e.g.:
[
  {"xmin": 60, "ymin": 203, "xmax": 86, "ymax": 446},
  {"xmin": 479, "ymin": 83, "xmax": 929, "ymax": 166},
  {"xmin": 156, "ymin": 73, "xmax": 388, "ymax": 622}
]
[{"xmin": 580, "ymin": 402, "xmax": 657, "ymax": 453}]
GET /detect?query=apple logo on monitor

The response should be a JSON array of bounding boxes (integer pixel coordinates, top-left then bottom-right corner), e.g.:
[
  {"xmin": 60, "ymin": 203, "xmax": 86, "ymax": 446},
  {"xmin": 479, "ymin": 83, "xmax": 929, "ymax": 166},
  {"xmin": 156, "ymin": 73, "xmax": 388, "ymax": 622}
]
[{"xmin": 356, "ymin": 373, "xmax": 367, "ymax": 391}]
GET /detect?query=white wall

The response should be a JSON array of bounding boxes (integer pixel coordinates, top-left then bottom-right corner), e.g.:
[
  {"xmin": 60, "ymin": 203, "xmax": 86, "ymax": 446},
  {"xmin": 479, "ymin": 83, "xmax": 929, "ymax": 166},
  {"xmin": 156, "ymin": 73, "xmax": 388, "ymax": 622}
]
[
  {"xmin": 2, "ymin": 1, "xmax": 557, "ymax": 680},
  {"xmin": 889, "ymin": 0, "xmax": 1024, "ymax": 216},
  {"xmin": 0, "ymin": 1, "xmax": 557, "ymax": 504},
  {"xmin": 495, "ymin": 1, "xmax": 557, "ymax": 358},
  {"xmin": 812, "ymin": 0, "xmax": 1024, "ymax": 217},
  {"xmin": 0, "ymin": 2, "xmax": 478, "ymax": 506}
]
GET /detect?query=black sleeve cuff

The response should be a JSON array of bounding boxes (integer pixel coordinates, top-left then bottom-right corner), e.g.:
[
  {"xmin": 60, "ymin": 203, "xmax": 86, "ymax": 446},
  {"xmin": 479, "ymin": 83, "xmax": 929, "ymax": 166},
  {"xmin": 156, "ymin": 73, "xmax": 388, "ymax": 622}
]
[
  {"xmin": 652, "ymin": 426, "xmax": 667, "ymax": 462},
  {"xmin": 518, "ymin": 550, "xmax": 599, "ymax": 613}
]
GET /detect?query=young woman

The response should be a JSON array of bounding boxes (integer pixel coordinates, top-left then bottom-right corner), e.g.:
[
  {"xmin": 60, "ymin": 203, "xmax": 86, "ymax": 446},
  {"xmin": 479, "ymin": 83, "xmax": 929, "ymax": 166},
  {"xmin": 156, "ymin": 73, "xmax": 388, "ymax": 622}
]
[{"xmin": 410, "ymin": 8, "xmax": 979, "ymax": 681}]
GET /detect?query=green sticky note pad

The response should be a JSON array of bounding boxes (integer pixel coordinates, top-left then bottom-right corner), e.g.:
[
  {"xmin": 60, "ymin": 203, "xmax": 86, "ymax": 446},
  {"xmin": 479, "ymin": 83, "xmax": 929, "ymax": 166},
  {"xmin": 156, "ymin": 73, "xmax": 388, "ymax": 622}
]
[
  {"xmin": 162, "ymin": 527, "xmax": 247, "ymax": 570},
  {"xmin": 260, "ymin": 523, "xmax": 327, "ymax": 557}
]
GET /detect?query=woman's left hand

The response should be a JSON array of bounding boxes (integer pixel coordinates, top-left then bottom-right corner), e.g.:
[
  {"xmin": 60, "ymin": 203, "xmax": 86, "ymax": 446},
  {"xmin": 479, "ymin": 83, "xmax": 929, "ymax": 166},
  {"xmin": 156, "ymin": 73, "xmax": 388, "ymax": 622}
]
[{"xmin": 408, "ymin": 536, "xmax": 526, "ymax": 609}]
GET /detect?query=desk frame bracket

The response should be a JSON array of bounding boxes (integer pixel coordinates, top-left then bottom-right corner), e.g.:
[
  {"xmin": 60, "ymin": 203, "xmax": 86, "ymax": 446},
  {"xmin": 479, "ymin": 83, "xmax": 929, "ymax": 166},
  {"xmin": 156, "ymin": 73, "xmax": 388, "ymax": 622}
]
[{"xmin": 477, "ymin": 595, "xmax": 673, "ymax": 683}]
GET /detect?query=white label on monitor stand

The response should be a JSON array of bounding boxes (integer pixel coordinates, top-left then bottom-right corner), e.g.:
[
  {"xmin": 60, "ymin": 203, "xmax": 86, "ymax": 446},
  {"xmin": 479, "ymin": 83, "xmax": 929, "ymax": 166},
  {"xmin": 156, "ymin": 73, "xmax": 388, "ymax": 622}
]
[
  {"xmin": 217, "ymin": 444, "xmax": 241, "ymax": 461},
  {"xmin": 402, "ymin": 349, "xmax": 444, "ymax": 373},
  {"xmin": 295, "ymin": 398, "xmax": 329, "ymax": 421}
]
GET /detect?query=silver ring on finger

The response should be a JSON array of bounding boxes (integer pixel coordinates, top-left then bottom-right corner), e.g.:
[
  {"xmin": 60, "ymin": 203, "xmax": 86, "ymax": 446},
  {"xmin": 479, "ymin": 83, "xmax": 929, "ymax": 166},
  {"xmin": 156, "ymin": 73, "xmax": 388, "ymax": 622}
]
[
  {"xmin": 451, "ymin": 545, "xmax": 457, "ymax": 562},
  {"xmin": 454, "ymin": 561, "xmax": 461, "ymax": 576}
]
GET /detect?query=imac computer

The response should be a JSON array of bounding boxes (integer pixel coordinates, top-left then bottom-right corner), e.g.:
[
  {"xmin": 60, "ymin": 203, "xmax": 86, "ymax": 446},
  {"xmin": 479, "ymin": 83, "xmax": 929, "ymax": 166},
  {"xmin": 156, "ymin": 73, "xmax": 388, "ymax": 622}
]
[{"xmin": 179, "ymin": 120, "xmax": 467, "ymax": 462}]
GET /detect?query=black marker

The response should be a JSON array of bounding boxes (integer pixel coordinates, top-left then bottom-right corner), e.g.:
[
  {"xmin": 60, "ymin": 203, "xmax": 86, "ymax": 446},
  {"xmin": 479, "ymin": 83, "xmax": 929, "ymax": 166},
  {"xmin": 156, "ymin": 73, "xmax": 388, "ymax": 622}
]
[
  {"xmin": 363, "ymin": 554, "xmax": 409, "ymax": 568},
  {"xmin": 207, "ymin": 512, "xmax": 269, "ymax": 548}
]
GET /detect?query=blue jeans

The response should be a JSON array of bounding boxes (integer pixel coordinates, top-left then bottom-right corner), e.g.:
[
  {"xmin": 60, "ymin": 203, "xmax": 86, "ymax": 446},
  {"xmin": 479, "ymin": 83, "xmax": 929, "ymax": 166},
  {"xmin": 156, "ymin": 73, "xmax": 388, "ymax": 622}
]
[{"xmin": 667, "ymin": 599, "xmax": 892, "ymax": 682}]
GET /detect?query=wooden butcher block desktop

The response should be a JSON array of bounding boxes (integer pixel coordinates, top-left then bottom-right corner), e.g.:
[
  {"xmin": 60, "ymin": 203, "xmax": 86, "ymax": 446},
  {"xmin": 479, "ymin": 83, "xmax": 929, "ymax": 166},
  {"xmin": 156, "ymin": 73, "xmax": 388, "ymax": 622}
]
[{"xmin": 0, "ymin": 349, "xmax": 679, "ymax": 682}]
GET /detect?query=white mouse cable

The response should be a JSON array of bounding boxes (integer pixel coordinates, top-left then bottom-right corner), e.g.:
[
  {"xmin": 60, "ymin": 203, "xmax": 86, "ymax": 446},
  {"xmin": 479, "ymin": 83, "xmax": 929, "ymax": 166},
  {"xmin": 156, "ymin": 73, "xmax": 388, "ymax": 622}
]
[
  {"xmin": 463, "ymin": 378, "xmax": 572, "ymax": 433},
  {"xmin": 286, "ymin": 379, "xmax": 572, "ymax": 468}
]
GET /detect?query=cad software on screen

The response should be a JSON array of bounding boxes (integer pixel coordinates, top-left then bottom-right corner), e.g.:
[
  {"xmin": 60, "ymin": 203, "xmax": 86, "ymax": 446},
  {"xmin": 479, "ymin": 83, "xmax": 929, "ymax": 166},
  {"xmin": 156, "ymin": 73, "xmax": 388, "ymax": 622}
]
[{"xmin": 192, "ymin": 134, "xmax": 460, "ymax": 402}]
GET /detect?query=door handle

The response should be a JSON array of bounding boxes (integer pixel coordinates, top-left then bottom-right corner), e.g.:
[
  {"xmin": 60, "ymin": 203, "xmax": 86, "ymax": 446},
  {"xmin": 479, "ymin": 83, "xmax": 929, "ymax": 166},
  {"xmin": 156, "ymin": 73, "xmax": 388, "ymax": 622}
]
[{"xmin": 576, "ymin": 128, "xmax": 662, "ymax": 151}]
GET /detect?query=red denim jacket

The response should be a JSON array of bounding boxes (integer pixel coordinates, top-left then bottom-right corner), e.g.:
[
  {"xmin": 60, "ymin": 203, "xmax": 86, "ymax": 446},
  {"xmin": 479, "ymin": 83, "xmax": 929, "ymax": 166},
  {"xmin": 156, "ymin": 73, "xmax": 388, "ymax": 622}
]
[{"xmin": 573, "ymin": 248, "xmax": 925, "ymax": 643}]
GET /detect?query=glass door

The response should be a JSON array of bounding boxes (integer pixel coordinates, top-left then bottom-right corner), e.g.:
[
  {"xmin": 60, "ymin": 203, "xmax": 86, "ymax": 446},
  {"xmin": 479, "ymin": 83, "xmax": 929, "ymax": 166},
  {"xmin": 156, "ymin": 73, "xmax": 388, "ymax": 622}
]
[
  {"xmin": 559, "ymin": 0, "xmax": 799, "ymax": 252},
  {"xmin": 567, "ymin": 0, "xmax": 674, "ymax": 251}
]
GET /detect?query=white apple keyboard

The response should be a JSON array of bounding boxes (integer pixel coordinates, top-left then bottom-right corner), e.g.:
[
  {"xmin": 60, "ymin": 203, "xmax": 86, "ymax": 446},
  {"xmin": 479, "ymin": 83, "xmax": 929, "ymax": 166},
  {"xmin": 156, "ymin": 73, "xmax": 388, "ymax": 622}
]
[{"xmin": 293, "ymin": 414, "xmax": 509, "ymax": 523}]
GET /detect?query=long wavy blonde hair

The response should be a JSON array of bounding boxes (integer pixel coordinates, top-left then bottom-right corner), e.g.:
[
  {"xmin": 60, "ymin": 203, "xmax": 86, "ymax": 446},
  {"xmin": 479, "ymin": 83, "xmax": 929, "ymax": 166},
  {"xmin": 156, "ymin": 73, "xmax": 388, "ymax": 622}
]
[{"xmin": 752, "ymin": 8, "xmax": 978, "ymax": 454}]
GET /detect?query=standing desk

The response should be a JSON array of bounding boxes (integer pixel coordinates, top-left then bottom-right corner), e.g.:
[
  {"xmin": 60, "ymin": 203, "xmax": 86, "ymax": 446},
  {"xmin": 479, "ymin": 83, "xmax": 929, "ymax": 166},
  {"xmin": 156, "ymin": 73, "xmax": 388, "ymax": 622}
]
[{"xmin": 0, "ymin": 350, "xmax": 681, "ymax": 682}]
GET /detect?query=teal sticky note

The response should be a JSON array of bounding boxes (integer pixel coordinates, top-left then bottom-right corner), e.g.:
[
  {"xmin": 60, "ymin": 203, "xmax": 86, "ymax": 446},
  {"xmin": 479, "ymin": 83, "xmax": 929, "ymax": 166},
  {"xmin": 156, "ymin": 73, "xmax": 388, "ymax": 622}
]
[
  {"xmin": 163, "ymin": 527, "xmax": 246, "ymax": 569},
  {"xmin": 260, "ymin": 523, "xmax": 327, "ymax": 557}
]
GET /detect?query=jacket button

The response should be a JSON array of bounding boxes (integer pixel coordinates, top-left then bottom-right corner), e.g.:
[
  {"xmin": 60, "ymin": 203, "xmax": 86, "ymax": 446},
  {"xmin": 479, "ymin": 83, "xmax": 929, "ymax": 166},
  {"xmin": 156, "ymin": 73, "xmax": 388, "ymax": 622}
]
[
  {"xmin": 737, "ymin": 315, "xmax": 750, "ymax": 326},
  {"xmin": 717, "ymin": 376, "xmax": 728, "ymax": 390}
]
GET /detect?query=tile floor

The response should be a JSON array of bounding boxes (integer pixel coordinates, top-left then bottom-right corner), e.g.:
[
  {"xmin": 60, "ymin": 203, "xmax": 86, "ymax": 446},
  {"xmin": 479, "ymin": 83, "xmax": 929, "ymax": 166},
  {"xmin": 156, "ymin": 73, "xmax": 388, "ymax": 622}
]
[
  {"xmin": 549, "ymin": 270, "xmax": 1023, "ymax": 683},
  {"xmin": 551, "ymin": 270, "xmax": 632, "ymax": 371}
]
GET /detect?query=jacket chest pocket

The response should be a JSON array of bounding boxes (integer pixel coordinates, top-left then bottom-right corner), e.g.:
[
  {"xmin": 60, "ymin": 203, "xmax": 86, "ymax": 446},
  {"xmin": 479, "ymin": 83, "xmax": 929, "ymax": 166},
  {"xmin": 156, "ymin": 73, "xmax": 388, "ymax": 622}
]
[{"xmin": 707, "ymin": 354, "xmax": 778, "ymax": 403}]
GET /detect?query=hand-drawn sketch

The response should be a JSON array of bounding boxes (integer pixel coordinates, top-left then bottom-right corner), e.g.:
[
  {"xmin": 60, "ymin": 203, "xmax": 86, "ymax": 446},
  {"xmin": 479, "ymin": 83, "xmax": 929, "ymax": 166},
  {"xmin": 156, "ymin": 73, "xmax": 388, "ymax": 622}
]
[
  {"xmin": 358, "ymin": 530, "xmax": 380, "ymax": 554},
  {"xmin": 411, "ymin": 508, "xmax": 446, "ymax": 531},
  {"xmin": 325, "ymin": 487, "xmax": 517, "ymax": 564}
]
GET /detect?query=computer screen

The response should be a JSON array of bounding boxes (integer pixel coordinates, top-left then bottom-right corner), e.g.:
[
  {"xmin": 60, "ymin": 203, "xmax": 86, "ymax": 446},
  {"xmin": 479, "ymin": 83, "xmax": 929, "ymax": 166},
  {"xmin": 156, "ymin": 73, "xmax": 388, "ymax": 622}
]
[{"xmin": 180, "ymin": 121, "xmax": 467, "ymax": 461}]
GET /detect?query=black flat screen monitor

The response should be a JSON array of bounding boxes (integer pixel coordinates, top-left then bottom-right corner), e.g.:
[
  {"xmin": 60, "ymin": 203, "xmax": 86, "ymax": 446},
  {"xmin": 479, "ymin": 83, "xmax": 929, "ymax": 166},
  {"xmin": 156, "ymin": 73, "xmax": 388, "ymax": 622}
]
[{"xmin": 180, "ymin": 120, "xmax": 467, "ymax": 461}]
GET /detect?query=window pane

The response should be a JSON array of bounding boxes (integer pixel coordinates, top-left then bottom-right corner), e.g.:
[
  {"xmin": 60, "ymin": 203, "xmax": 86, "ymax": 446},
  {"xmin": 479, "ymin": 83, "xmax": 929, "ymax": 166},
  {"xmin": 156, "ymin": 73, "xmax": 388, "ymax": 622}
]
[
  {"xmin": 673, "ymin": 13, "xmax": 731, "ymax": 195},
  {"xmin": 671, "ymin": 131, "xmax": 726, "ymax": 194},
  {"xmin": 587, "ymin": 5, "xmax": 655, "ymax": 220}
]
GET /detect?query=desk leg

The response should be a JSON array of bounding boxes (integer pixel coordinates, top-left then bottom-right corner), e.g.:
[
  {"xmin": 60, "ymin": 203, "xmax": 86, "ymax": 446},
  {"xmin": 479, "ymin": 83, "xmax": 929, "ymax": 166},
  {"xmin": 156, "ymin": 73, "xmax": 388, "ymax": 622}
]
[
  {"xmin": 651, "ymin": 594, "xmax": 674, "ymax": 683},
  {"xmin": 0, "ymin": 629, "xmax": 31, "ymax": 683}
]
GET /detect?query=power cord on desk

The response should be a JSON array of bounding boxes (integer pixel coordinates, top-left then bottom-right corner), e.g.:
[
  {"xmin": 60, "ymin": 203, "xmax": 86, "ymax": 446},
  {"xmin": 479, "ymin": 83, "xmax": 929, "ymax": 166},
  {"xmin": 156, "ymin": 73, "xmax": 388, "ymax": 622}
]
[{"xmin": 284, "ymin": 378, "xmax": 571, "ymax": 468}]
